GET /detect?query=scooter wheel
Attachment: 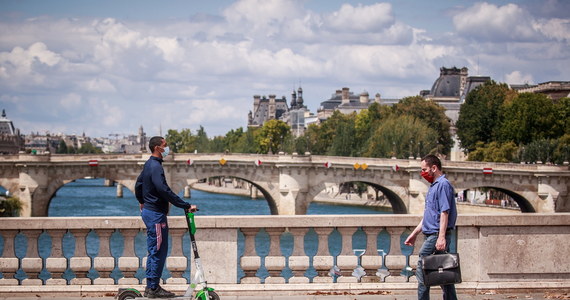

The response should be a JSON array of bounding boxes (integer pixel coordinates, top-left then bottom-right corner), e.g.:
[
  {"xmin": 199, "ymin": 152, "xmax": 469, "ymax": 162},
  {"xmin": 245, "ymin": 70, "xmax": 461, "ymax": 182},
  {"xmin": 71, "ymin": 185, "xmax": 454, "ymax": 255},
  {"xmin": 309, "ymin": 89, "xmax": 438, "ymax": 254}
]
[
  {"xmin": 196, "ymin": 290, "xmax": 219, "ymax": 300},
  {"xmin": 118, "ymin": 290, "xmax": 141, "ymax": 300}
]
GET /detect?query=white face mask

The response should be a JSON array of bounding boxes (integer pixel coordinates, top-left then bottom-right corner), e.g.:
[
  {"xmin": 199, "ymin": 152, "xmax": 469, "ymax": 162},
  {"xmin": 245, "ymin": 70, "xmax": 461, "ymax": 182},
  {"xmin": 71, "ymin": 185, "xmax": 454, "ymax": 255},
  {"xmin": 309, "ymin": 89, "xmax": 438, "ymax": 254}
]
[{"xmin": 161, "ymin": 146, "xmax": 170, "ymax": 158}]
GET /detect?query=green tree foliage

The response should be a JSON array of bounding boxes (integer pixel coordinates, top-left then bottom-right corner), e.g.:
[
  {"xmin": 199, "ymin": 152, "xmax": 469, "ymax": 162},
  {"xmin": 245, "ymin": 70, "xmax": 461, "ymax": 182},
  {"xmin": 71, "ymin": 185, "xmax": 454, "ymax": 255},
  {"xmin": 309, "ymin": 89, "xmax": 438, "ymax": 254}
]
[
  {"xmin": 0, "ymin": 195, "xmax": 23, "ymax": 217},
  {"xmin": 235, "ymin": 128, "xmax": 259, "ymax": 153},
  {"xmin": 556, "ymin": 97, "xmax": 570, "ymax": 135},
  {"xmin": 77, "ymin": 142, "xmax": 103, "ymax": 154},
  {"xmin": 456, "ymin": 81, "xmax": 515, "ymax": 152},
  {"xmin": 56, "ymin": 140, "xmax": 68, "ymax": 154},
  {"xmin": 498, "ymin": 93, "xmax": 560, "ymax": 145},
  {"xmin": 195, "ymin": 126, "xmax": 210, "ymax": 153},
  {"xmin": 519, "ymin": 138, "xmax": 568, "ymax": 164},
  {"xmin": 305, "ymin": 111, "xmax": 343, "ymax": 155},
  {"xmin": 327, "ymin": 113, "xmax": 357, "ymax": 156},
  {"xmin": 166, "ymin": 128, "xmax": 195, "ymax": 153},
  {"xmin": 467, "ymin": 141, "xmax": 518, "ymax": 163},
  {"xmin": 393, "ymin": 96, "xmax": 453, "ymax": 155},
  {"xmin": 364, "ymin": 115, "xmax": 439, "ymax": 158},
  {"xmin": 224, "ymin": 128, "xmax": 245, "ymax": 152},
  {"xmin": 256, "ymin": 119, "xmax": 290, "ymax": 154}
]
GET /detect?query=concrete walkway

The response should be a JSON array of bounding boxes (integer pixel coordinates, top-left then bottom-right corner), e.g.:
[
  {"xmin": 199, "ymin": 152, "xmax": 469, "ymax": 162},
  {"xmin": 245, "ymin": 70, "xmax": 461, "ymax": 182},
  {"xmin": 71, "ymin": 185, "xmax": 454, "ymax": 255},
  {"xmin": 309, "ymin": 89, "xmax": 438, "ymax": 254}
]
[{"xmin": 1, "ymin": 291, "xmax": 568, "ymax": 300}]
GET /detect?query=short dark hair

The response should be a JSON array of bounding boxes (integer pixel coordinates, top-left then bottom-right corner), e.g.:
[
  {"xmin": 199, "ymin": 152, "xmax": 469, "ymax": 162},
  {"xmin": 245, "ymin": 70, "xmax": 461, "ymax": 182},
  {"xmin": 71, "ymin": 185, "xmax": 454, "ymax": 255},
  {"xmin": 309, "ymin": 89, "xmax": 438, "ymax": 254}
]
[
  {"xmin": 149, "ymin": 136, "xmax": 164, "ymax": 153},
  {"xmin": 422, "ymin": 154, "xmax": 442, "ymax": 170}
]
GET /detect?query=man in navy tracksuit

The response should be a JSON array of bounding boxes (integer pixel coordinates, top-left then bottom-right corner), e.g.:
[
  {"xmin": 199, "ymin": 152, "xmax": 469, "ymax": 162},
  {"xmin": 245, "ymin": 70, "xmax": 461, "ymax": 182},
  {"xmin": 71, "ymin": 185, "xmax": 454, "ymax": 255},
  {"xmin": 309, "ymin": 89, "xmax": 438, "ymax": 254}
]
[{"xmin": 135, "ymin": 136, "xmax": 197, "ymax": 298}]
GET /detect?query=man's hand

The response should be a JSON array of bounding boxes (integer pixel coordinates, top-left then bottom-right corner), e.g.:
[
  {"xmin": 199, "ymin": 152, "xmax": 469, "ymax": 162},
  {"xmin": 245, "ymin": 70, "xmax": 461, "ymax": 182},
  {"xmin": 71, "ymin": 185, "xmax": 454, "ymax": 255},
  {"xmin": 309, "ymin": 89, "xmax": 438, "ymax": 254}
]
[
  {"xmin": 139, "ymin": 203, "xmax": 144, "ymax": 212},
  {"xmin": 404, "ymin": 233, "xmax": 417, "ymax": 246},
  {"xmin": 185, "ymin": 205, "xmax": 198, "ymax": 213},
  {"xmin": 436, "ymin": 235, "xmax": 447, "ymax": 251}
]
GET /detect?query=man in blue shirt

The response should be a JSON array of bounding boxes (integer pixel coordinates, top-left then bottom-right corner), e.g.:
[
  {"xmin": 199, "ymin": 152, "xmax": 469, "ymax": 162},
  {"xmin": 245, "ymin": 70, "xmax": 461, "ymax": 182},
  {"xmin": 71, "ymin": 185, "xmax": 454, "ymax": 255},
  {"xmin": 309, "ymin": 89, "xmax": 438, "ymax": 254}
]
[
  {"xmin": 135, "ymin": 136, "xmax": 197, "ymax": 298},
  {"xmin": 405, "ymin": 154, "xmax": 458, "ymax": 300}
]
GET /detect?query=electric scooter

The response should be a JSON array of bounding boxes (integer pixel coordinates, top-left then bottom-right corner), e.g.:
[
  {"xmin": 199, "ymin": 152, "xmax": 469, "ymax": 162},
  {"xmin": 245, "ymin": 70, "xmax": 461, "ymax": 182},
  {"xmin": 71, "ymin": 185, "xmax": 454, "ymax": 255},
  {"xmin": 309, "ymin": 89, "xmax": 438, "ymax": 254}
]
[{"xmin": 116, "ymin": 209, "xmax": 219, "ymax": 300}]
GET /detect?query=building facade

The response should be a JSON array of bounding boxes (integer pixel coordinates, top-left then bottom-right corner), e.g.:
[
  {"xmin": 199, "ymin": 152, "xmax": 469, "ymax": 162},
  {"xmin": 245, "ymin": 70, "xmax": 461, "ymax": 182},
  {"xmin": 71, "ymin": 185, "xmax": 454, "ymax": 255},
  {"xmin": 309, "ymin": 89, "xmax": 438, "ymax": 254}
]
[
  {"xmin": 316, "ymin": 87, "xmax": 393, "ymax": 122},
  {"xmin": 0, "ymin": 110, "xmax": 24, "ymax": 154},
  {"xmin": 248, "ymin": 87, "xmax": 316, "ymax": 136}
]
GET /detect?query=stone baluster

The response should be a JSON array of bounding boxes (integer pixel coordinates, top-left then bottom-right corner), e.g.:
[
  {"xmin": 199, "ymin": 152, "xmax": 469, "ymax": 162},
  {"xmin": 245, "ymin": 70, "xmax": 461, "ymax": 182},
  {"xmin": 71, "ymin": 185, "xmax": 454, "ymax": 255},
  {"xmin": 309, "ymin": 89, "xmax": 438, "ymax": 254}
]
[
  {"xmin": 384, "ymin": 227, "xmax": 407, "ymax": 282},
  {"xmin": 69, "ymin": 229, "xmax": 91, "ymax": 285},
  {"xmin": 21, "ymin": 230, "xmax": 43, "ymax": 285},
  {"xmin": 0, "ymin": 230, "xmax": 19, "ymax": 285},
  {"xmin": 45, "ymin": 229, "xmax": 67, "ymax": 285},
  {"xmin": 166, "ymin": 228, "xmax": 187, "ymax": 284},
  {"xmin": 312, "ymin": 227, "xmax": 334, "ymax": 283},
  {"xmin": 336, "ymin": 227, "xmax": 358, "ymax": 283},
  {"xmin": 288, "ymin": 227, "xmax": 309, "ymax": 283},
  {"xmin": 93, "ymin": 229, "xmax": 115, "ymax": 284},
  {"xmin": 239, "ymin": 228, "xmax": 260, "ymax": 283},
  {"xmin": 264, "ymin": 227, "xmax": 285, "ymax": 283},
  {"xmin": 360, "ymin": 226, "xmax": 382, "ymax": 283},
  {"xmin": 118, "ymin": 229, "xmax": 140, "ymax": 285},
  {"xmin": 407, "ymin": 231, "xmax": 425, "ymax": 283}
]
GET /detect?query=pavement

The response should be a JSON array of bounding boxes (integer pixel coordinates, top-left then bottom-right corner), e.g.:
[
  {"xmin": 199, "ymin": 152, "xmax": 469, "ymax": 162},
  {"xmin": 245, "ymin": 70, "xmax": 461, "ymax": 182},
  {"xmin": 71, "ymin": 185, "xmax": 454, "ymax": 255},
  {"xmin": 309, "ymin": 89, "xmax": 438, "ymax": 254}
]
[{"xmin": 1, "ymin": 291, "xmax": 569, "ymax": 300}]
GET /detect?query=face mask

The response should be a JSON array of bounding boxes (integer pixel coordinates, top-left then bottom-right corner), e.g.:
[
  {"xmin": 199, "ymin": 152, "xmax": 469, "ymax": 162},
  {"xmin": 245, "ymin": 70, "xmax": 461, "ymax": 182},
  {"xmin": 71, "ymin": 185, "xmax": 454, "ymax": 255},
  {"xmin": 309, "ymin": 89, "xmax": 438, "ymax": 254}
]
[
  {"xmin": 161, "ymin": 146, "xmax": 170, "ymax": 158},
  {"xmin": 421, "ymin": 170, "xmax": 435, "ymax": 183}
]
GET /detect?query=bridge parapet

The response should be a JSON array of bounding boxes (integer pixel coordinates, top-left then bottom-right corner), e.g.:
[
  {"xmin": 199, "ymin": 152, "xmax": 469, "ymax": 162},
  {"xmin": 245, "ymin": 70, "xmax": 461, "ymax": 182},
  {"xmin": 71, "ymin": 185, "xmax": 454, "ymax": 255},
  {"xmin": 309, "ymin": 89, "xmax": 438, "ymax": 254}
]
[
  {"xmin": 1, "ymin": 153, "xmax": 569, "ymax": 216},
  {"xmin": 0, "ymin": 214, "xmax": 569, "ymax": 296}
]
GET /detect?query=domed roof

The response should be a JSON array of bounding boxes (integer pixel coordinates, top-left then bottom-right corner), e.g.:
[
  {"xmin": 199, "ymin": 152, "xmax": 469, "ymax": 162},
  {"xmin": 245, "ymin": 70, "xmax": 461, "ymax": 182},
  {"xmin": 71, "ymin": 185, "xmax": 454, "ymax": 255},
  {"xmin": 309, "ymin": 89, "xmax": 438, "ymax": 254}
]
[{"xmin": 429, "ymin": 67, "xmax": 467, "ymax": 97}]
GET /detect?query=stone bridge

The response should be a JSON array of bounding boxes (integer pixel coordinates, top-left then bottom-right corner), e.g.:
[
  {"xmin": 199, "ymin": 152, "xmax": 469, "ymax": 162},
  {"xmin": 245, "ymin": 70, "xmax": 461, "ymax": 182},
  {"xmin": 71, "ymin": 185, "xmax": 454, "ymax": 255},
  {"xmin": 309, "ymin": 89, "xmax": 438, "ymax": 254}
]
[{"xmin": 0, "ymin": 153, "xmax": 568, "ymax": 217}]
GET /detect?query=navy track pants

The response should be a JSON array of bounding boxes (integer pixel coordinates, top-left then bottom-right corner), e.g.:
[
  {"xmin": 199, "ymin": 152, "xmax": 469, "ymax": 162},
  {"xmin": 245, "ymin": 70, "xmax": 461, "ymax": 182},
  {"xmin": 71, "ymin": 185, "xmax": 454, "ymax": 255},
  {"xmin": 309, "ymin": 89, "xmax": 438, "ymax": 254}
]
[{"xmin": 141, "ymin": 208, "xmax": 169, "ymax": 289}]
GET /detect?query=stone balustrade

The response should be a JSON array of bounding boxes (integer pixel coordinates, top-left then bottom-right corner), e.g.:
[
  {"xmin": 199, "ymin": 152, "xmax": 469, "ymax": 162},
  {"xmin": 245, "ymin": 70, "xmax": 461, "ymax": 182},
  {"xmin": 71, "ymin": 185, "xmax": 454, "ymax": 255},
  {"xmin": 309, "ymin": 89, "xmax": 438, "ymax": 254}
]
[{"xmin": 0, "ymin": 214, "xmax": 569, "ymax": 296}]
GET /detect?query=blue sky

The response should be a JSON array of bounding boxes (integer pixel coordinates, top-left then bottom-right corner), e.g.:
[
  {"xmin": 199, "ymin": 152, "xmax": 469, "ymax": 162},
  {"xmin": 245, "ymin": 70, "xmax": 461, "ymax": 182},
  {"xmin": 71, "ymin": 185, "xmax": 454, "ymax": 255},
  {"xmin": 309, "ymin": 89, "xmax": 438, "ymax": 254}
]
[{"xmin": 1, "ymin": 0, "xmax": 569, "ymax": 138}]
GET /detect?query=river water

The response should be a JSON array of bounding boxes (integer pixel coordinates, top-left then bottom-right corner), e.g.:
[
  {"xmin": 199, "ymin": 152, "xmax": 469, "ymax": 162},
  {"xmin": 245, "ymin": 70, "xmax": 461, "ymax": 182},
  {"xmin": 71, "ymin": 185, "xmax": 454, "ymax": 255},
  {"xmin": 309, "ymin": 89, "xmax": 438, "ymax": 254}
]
[{"xmin": 48, "ymin": 178, "xmax": 390, "ymax": 216}]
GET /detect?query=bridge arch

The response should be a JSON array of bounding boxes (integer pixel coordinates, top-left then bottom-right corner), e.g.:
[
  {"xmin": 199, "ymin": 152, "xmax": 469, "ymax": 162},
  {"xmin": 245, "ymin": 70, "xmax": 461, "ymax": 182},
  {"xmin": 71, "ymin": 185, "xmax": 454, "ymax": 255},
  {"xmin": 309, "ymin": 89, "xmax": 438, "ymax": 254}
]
[
  {"xmin": 307, "ymin": 176, "xmax": 408, "ymax": 214},
  {"xmin": 461, "ymin": 185, "xmax": 535, "ymax": 213},
  {"xmin": 169, "ymin": 168, "xmax": 279, "ymax": 215}
]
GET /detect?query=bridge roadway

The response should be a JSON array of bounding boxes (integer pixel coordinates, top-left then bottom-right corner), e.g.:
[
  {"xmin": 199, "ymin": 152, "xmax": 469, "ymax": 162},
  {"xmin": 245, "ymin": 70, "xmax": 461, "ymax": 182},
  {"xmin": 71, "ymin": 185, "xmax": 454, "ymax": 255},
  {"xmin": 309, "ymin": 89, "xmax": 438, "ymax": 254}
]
[{"xmin": 0, "ymin": 153, "xmax": 568, "ymax": 217}]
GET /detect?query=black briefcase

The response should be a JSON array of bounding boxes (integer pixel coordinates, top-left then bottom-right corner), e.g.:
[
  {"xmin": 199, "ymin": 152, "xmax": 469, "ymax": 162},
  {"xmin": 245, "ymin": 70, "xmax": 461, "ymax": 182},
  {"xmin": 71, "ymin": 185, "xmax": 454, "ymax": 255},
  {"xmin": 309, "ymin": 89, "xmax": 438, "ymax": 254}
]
[{"xmin": 422, "ymin": 252, "xmax": 462, "ymax": 286}]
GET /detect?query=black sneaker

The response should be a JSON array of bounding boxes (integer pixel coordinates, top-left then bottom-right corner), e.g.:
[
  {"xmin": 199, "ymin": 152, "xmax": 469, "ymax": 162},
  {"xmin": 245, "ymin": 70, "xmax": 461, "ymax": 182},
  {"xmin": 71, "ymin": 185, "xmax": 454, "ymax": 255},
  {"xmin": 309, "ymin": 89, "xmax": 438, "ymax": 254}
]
[
  {"xmin": 143, "ymin": 287, "xmax": 151, "ymax": 297},
  {"xmin": 146, "ymin": 285, "xmax": 176, "ymax": 298}
]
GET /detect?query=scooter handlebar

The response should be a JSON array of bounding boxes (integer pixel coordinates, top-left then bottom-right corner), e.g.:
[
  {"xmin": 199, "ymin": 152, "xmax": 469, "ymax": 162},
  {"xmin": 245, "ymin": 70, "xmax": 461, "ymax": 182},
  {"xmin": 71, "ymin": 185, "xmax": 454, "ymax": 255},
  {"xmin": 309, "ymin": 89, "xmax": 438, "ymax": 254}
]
[{"xmin": 185, "ymin": 207, "xmax": 199, "ymax": 213}]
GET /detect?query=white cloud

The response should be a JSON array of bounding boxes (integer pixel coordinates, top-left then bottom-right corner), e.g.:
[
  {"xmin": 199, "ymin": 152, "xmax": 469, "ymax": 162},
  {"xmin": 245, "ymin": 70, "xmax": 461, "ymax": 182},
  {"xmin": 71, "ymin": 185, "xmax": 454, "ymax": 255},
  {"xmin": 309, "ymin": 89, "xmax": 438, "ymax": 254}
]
[
  {"xmin": 324, "ymin": 3, "xmax": 394, "ymax": 32},
  {"xmin": 0, "ymin": 42, "xmax": 62, "ymax": 84},
  {"xmin": 453, "ymin": 3, "xmax": 539, "ymax": 42},
  {"xmin": 0, "ymin": 0, "xmax": 569, "ymax": 138},
  {"xmin": 505, "ymin": 71, "xmax": 534, "ymax": 84},
  {"xmin": 535, "ymin": 18, "xmax": 570, "ymax": 42}
]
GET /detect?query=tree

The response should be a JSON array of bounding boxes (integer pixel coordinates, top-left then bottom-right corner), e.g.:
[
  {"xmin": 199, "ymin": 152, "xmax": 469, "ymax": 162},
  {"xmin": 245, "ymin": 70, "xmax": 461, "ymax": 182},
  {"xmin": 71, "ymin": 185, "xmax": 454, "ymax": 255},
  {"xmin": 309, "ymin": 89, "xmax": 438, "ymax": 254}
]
[
  {"xmin": 0, "ymin": 195, "xmax": 23, "ymax": 217},
  {"xmin": 235, "ymin": 127, "xmax": 259, "ymax": 153},
  {"xmin": 165, "ymin": 128, "xmax": 195, "ymax": 153},
  {"xmin": 56, "ymin": 140, "xmax": 68, "ymax": 154},
  {"xmin": 77, "ymin": 142, "xmax": 103, "ymax": 154},
  {"xmin": 393, "ymin": 96, "xmax": 453, "ymax": 155},
  {"xmin": 224, "ymin": 127, "xmax": 245, "ymax": 153},
  {"xmin": 364, "ymin": 115, "xmax": 439, "ymax": 158},
  {"xmin": 327, "ymin": 115, "xmax": 357, "ymax": 156},
  {"xmin": 467, "ymin": 141, "xmax": 518, "ymax": 162},
  {"xmin": 456, "ymin": 81, "xmax": 515, "ymax": 152},
  {"xmin": 305, "ymin": 111, "xmax": 345, "ymax": 155},
  {"xmin": 354, "ymin": 103, "xmax": 390, "ymax": 156},
  {"xmin": 195, "ymin": 126, "xmax": 210, "ymax": 153},
  {"xmin": 498, "ymin": 93, "xmax": 560, "ymax": 145},
  {"xmin": 556, "ymin": 97, "xmax": 570, "ymax": 135},
  {"xmin": 256, "ymin": 120, "xmax": 290, "ymax": 154}
]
